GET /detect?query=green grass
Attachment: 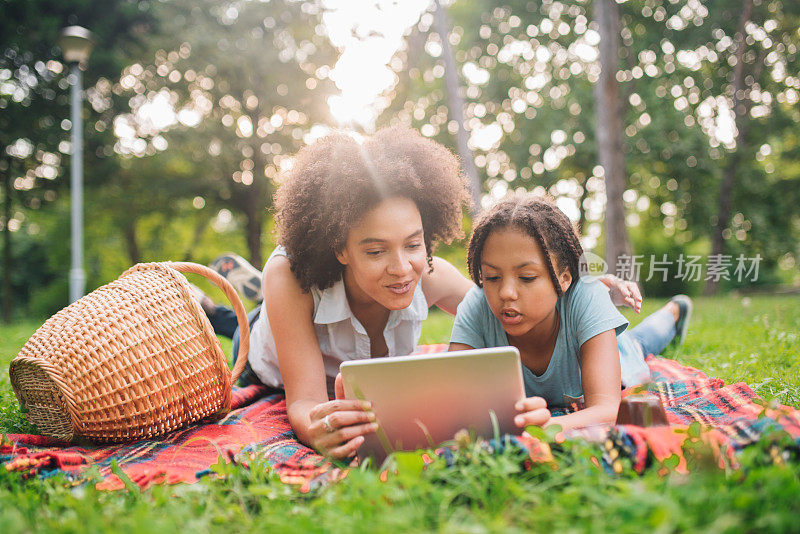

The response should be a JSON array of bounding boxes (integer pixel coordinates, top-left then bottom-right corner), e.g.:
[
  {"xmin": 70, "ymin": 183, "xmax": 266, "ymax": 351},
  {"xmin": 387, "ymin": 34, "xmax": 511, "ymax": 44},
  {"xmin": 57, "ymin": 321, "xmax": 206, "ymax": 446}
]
[
  {"xmin": 0, "ymin": 320, "xmax": 44, "ymax": 434},
  {"xmin": 626, "ymin": 294, "xmax": 800, "ymax": 407},
  {"xmin": 1, "ymin": 296, "xmax": 799, "ymax": 533}
]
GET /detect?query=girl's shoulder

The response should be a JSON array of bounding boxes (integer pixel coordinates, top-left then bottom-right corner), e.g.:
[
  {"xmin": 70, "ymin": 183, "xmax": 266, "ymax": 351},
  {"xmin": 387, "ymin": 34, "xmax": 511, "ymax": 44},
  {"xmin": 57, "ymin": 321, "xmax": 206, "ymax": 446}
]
[
  {"xmin": 563, "ymin": 276, "xmax": 615, "ymax": 308},
  {"xmin": 449, "ymin": 285, "xmax": 504, "ymax": 349},
  {"xmin": 454, "ymin": 284, "xmax": 493, "ymax": 320},
  {"xmin": 561, "ymin": 277, "xmax": 628, "ymax": 346}
]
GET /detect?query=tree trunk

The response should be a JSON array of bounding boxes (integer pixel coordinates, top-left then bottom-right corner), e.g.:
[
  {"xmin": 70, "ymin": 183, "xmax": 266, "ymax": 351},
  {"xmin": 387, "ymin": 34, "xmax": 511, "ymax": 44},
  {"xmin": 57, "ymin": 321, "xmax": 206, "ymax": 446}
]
[
  {"xmin": 593, "ymin": 0, "xmax": 632, "ymax": 275},
  {"xmin": 243, "ymin": 147, "xmax": 271, "ymax": 269},
  {"xmin": 705, "ymin": 0, "xmax": 754, "ymax": 295},
  {"xmin": 433, "ymin": 0, "xmax": 482, "ymax": 214},
  {"xmin": 2, "ymin": 157, "xmax": 12, "ymax": 323},
  {"xmin": 182, "ymin": 216, "xmax": 210, "ymax": 262},
  {"xmin": 123, "ymin": 219, "xmax": 141, "ymax": 265},
  {"xmin": 577, "ymin": 177, "xmax": 590, "ymax": 236},
  {"xmin": 242, "ymin": 185, "xmax": 265, "ymax": 269}
]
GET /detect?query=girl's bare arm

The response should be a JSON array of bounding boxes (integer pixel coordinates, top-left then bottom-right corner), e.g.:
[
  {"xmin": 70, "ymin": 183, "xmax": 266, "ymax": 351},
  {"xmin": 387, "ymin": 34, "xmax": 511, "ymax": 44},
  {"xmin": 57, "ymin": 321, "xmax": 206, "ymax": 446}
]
[{"xmin": 545, "ymin": 330, "xmax": 622, "ymax": 431}]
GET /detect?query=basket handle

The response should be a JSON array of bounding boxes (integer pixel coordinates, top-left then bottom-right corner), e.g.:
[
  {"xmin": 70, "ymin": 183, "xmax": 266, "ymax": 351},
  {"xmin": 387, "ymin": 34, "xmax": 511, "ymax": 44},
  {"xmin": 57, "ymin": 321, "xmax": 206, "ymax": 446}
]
[{"xmin": 168, "ymin": 262, "xmax": 252, "ymax": 384}]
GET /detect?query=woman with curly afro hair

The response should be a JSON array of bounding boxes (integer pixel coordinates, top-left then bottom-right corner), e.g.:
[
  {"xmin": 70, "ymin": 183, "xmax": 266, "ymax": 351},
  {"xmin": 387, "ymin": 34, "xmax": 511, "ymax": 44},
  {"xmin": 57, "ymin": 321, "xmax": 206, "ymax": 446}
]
[{"xmin": 242, "ymin": 127, "xmax": 475, "ymax": 459}]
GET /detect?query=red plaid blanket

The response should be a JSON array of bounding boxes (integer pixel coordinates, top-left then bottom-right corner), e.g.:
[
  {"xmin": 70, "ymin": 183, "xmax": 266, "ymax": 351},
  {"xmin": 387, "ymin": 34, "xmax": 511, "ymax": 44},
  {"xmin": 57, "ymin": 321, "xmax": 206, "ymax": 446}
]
[
  {"xmin": 640, "ymin": 355, "xmax": 800, "ymax": 445},
  {"xmin": 2, "ymin": 386, "xmax": 335, "ymax": 491},
  {"xmin": 596, "ymin": 355, "xmax": 799, "ymax": 474},
  {"xmin": 2, "ymin": 346, "xmax": 798, "ymax": 489}
]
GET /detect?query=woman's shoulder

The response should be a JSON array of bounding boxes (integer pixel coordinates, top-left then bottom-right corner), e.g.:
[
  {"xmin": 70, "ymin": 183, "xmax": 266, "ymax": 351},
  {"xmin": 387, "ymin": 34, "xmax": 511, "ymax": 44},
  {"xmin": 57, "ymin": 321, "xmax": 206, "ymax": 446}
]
[
  {"xmin": 263, "ymin": 251, "xmax": 314, "ymax": 307},
  {"xmin": 263, "ymin": 249, "xmax": 292, "ymax": 279},
  {"xmin": 421, "ymin": 256, "xmax": 460, "ymax": 288}
]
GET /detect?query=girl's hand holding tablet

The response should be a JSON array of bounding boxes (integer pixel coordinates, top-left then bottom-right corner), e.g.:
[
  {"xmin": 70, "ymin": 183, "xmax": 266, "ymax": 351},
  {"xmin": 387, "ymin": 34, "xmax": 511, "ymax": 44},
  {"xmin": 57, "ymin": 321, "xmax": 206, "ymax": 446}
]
[
  {"xmin": 513, "ymin": 396, "xmax": 551, "ymax": 428},
  {"xmin": 449, "ymin": 194, "xmax": 687, "ymax": 432}
]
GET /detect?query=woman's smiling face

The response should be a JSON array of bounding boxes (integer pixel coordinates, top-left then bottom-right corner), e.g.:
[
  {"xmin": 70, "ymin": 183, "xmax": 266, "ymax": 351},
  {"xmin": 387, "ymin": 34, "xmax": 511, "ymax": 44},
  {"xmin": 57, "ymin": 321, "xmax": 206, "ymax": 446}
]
[
  {"xmin": 336, "ymin": 196, "xmax": 428, "ymax": 310},
  {"xmin": 479, "ymin": 226, "xmax": 571, "ymax": 339}
]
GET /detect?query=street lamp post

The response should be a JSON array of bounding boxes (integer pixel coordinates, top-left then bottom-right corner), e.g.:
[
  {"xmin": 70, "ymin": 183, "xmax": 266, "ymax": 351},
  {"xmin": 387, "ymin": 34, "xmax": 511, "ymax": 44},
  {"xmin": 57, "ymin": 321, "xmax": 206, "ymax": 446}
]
[{"xmin": 58, "ymin": 26, "xmax": 94, "ymax": 303}]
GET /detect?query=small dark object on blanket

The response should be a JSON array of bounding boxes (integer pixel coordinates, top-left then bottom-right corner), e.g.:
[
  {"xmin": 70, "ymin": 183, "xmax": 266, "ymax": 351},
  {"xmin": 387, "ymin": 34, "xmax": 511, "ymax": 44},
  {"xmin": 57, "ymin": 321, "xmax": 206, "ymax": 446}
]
[{"xmin": 616, "ymin": 394, "xmax": 669, "ymax": 427}]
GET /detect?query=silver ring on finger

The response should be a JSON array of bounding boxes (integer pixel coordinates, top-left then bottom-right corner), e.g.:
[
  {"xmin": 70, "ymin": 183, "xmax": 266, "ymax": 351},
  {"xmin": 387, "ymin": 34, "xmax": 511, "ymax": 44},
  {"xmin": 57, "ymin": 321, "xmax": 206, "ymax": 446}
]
[{"xmin": 322, "ymin": 414, "xmax": 334, "ymax": 433}]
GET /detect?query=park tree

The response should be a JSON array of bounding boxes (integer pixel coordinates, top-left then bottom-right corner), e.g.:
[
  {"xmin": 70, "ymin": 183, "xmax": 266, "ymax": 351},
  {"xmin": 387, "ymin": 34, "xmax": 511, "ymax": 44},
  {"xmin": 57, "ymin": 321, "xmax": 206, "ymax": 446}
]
[
  {"xmin": 109, "ymin": 0, "xmax": 339, "ymax": 268},
  {"xmin": 666, "ymin": 0, "xmax": 800, "ymax": 294},
  {"xmin": 595, "ymin": 0, "xmax": 632, "ymax": 272},
  {"xmin": 612, "ymin": 0, "xmax": 800, "ymax": 292},
  {"xmin": 380, "ymin": 0, "xmax": 800, "ymax": 293},
  {"xmin": 0, "ymin": 0, "xmax": 155, "ymax": 320},
  {"xmin": 380, "ymin": 0, "xmax": 640, "ymax": 267},
  {"xmin": 433, "ymin": 0, "xmax": 482, "ymax": 212}
]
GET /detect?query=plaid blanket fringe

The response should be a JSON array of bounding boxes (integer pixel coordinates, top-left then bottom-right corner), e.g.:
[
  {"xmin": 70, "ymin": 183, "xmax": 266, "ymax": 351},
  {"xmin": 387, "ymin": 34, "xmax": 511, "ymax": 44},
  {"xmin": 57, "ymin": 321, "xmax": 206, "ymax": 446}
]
[{"xmin": 2, "ymin": 347, "xmax": 799, "ymax": 489}]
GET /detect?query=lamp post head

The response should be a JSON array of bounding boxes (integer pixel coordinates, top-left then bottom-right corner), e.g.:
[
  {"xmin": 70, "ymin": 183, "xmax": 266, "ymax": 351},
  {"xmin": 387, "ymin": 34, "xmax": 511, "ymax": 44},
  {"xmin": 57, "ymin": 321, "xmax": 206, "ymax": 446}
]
[{"xmin": 58, "ymin": 26, "xmax": 95, "ymax": 65}]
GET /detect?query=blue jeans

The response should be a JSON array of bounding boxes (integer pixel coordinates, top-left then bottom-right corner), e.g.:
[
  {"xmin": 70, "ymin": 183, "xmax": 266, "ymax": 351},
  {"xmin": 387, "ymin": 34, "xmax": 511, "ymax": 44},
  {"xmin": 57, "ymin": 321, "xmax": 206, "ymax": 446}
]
[
  {"xmin": 618, "ymin": 306, "xmax": 677, "ymax": 387},
  {"xmin": 208, "ymin": 305, "xmax": 263, "ymax": 386},
  {"xmin": 628, "ymin": 306, "xmax": 678, "ymax": 357}
]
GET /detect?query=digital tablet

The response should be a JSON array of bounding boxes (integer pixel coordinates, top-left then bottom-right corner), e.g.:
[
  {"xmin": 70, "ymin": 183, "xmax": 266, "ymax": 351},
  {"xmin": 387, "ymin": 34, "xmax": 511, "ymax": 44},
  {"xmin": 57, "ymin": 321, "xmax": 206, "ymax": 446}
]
[{"xmin": 340, "ymin": 346, "xmax": 524, "ymax": 463}]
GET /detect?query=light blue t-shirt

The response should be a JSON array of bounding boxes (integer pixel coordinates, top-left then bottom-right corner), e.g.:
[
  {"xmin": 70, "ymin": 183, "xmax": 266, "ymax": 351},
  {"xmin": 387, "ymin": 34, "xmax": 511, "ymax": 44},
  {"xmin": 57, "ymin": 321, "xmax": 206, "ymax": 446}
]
[{"xmin": 449, "ymin": 277, "xmax": 646, "ymax": 409}]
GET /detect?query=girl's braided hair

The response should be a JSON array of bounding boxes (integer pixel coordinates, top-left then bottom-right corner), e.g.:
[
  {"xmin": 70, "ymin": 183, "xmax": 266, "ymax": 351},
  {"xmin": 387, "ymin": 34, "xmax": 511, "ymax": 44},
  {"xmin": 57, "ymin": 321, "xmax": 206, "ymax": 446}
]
[
  {"xmin": 275, "ymin": 127, "xmax": 469, "ymax": 291},
  {"xmin": 467, "ymin": 194, "xmax": 584, "ymax": 297}
]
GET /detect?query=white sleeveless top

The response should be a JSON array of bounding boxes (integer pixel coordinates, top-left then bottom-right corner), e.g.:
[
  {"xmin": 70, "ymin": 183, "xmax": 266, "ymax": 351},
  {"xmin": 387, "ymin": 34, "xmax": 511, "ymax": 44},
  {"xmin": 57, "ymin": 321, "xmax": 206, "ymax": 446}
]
[{"xmin": 248, "ymin": 247, "xmax": 429, "ymax": 389}]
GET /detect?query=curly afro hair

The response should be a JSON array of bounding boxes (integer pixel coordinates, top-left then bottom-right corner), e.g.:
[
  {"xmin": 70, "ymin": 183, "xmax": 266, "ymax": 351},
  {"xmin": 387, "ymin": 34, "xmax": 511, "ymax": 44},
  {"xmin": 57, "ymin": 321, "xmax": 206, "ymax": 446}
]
[
  {"xmin": 467, "ymin": 194, "xmax": 584, "ymax": 297},
  {"xmin": 274, "ymin": 127, "xmax": 470, "ymax": 291}
]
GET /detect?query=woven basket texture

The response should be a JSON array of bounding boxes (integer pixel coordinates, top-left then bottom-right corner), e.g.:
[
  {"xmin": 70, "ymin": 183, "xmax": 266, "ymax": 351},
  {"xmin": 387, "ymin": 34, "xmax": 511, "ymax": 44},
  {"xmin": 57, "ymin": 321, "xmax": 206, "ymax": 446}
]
[{"xmin": 9, "ymin": 262, "xmax": 250, "ymax": 443}]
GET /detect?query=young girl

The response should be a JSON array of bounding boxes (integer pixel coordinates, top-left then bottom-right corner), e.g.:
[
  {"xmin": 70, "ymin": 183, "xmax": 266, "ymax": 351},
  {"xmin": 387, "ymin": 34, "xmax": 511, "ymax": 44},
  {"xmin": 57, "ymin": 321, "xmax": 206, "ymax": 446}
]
[{"xmin": 449, "ymin": 194, "xmax": 692, "ymax": 432}]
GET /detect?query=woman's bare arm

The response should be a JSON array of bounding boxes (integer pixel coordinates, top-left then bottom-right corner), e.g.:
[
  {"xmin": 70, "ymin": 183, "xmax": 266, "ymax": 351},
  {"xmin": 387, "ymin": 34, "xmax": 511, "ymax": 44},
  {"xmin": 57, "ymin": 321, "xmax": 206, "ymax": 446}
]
[
  {"xmin": 263, "ymin": 256, "xmax": 375, "ymax": 458},
  {"xmin": 421, "ymin": 256, "xmax": 475, "ymax": 315},
  {"xmin": 598, "ymin": 275, "xmax": 642, "ymax": 313}
]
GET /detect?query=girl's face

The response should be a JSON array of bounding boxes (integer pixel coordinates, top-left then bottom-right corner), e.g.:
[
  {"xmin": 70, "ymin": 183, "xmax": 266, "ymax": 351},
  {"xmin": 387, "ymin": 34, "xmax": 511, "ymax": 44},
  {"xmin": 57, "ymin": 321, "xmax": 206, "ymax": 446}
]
[
  {"xmin": 480, "ymin": 227, "xmax": 572, "ymax": 339},
  {"xmin": 336, "ymin": 197, "xmax": 428, "ymax": 311}
]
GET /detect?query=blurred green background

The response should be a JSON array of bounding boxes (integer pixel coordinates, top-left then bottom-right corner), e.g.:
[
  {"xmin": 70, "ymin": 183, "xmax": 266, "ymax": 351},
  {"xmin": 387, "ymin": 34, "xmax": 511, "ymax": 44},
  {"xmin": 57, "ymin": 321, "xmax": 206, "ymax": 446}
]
[{"xmin": 2, "ymin": 0, "xmax": 799, "ymax": 322}]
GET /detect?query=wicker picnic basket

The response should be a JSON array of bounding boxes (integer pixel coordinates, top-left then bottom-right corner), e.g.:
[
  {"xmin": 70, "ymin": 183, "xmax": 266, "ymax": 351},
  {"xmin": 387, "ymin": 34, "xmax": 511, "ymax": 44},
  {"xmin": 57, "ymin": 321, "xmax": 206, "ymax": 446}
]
[{"xmin": 8, "ymin": 262, "xmax": 251, "ymax": 443}]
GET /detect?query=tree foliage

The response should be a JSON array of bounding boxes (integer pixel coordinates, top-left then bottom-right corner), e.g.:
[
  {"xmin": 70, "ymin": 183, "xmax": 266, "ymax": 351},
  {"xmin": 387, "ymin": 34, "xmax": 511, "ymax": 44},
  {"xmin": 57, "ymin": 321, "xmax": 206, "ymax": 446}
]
[
  {"xmin": 3, "ymin": 0, "xmax": 800, "ymax": 317},
  {"xmin": 0, "ymin": 0, "xmax": 156, "ymax": 319},
  {"xmin": 112, "ymin": 0, "xmax": 339, "ymax": 267},
  {"xmin": 379, "ymin": 0, "xmax": 800, "ymax": 294}
]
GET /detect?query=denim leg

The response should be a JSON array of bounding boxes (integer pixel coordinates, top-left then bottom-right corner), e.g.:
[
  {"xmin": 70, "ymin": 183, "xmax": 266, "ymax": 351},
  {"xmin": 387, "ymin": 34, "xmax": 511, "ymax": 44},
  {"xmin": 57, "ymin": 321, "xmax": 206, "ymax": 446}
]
[
  {"xmin": 207, "ymin": 305, "xmax": 239, "ymax": 338},
  {"xmin": 627, "ymin": 306, "xmax": 677, "ymax": 358},
  {"xmin": 231, "ymin": 308, "xmax": 263, "ymax": 386},
  {"xmin": 617, "ymin": 332, "xmax": 651, "ymax": 387}
]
